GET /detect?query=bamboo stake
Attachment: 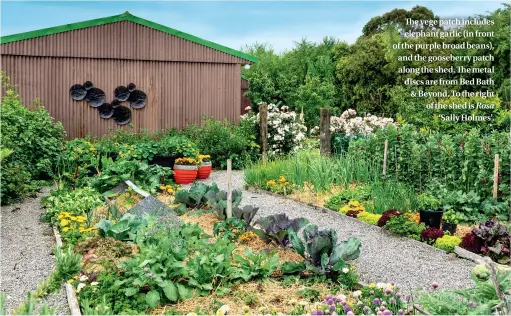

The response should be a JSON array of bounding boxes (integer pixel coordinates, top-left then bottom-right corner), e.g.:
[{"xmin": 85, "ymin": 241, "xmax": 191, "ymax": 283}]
[
  {"xmin": 226, "ymin": 159, "xmax": 232, "ymax": 219},
  {"xmin": 493, "ymin": 154, "xmax": 499, "ymax": 200},
  {"xmin": 383, "ymin": 140, "xmax": 389, "ymax": 179}
]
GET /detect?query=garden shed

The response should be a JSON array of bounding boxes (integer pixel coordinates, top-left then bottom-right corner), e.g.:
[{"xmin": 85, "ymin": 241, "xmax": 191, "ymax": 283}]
[{"xmin": 0, "ymin": 11, "xmax": 256, "ymax": 139}]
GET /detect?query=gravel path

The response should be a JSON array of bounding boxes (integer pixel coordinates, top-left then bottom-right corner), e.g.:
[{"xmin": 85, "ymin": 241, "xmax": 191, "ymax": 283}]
[
  {"xmin": 1, "ymin": 188, "xmax": 69, "ymax": 315},
  {"xmin": 191, "ymin": 170, "xmax": 476, "ymax": 294}
]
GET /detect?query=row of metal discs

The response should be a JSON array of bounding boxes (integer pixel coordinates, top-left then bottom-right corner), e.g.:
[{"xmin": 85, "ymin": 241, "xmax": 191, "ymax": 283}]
[{"xmin": 69, "ymin": 81, "xmax": 147, "ymax": 125}]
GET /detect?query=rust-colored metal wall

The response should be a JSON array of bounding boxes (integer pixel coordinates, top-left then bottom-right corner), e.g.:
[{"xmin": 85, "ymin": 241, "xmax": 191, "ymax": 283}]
[
  {"xmin": 1, "ymin": 55, "xmax": 241, "ymax": 139},
  {"xmin": 1, "ymin": 21, "xmax": 248, "ymax": 64},
  {"xmin": 1, "ymin": 21, "xmax": 248, "ymax": 139}
]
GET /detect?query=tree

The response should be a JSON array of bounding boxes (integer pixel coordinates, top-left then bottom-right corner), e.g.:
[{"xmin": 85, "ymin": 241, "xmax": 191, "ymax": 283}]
[{"xmin": 362, "ymin": 5, "xmax": 441, "ymax": 37}]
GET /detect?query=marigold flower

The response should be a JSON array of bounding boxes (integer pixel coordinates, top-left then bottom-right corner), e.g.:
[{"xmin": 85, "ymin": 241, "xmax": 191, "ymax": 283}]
[{"xmin": 60, "ymin": 219, "xmax": 70, "ymax": 227}]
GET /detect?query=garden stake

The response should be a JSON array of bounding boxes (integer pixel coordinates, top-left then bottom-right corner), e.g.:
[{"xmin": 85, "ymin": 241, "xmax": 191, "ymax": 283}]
[
  {"xmin": 383, "ymin": 139, "xmax": 388, "ymax": 180},
  {"xmin": 226, "ymin": 159, "xmax": 233, "ymax": 219},
  {"xmin": 493, "ymin": 154, "xmax": 499, "ymax": 200}
]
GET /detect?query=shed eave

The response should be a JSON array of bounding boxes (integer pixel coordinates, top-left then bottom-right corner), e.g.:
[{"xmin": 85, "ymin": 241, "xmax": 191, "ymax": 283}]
[{"xmin": 0, "ymin": 11, "xmax": 257, "ymax": 63}]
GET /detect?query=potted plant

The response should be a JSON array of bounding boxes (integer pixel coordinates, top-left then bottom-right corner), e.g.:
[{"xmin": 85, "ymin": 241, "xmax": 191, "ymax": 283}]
[
  {"xmin": 442, "ymin": 209, "xmax": 460, "ymax": 235},
  {"xmin": 173, "ymin": 157, "xmax": 199, "ymax": 184},
  {"xmin": 417, "ymin": 193, "xmax": 443, "ymax": 229},
  {"xmin": 197, "ymin": 154, "xmax": 212, "ymax": 179}
]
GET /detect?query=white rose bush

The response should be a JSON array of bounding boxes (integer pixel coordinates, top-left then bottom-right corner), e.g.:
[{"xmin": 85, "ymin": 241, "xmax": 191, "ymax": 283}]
[{"xmin": 241, "ymin": 103, "xmax": 307, "ymax": 156}]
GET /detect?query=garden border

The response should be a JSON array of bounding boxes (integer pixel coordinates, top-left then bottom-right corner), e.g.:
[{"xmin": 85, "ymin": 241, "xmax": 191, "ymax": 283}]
[
  {"xmin": 244, "ymin": 186, "xmax": 494, "ymax": 266},
  {"xmin": 52, "ymin": 226, "xmax": 82, "ymax": 316}
]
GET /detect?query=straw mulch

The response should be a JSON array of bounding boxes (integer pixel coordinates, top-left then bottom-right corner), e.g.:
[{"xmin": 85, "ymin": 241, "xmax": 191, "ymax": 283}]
[
  {"xmin": 153, "ymin": 279, "xmax": 330, "ymax": 315},
  {"xmin": 289, "ymin": 184, "xmax": 347, "ymax": 207}
]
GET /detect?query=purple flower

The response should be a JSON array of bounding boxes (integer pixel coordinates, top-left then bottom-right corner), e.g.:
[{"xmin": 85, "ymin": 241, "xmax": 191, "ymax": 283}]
[
  {"xmin": 384, "ymin": 288, "xmax": 393, "ymax": 295},
  {"xmin": 334, "ymin": 296, "xmax": 342, "ymax": 303},
  {"xmin": 396, "ymin": 292, "xmax": 402, "ymax": 298},
  {"xmin": 363, "ymin": 306, "xmax": 371, "ymax": 314},
  {"xmin": 370, "ymin": 290, "xmax": 375, "ymax": 295},
  {"xmin": 326, "ymin": 299, "xmax": 334, "ymax": 306},
  {"xmin": 372, "ymin": 298, "xmax": 381, "ymax": 306},
  {"xmin": 346, "ymin": 312, "xmax": 355, "ymax": 316},
  {"xmin": 341, "ymin": 301, "xmax": 347, "ymax": 306},
  {"xmin": 329, "ymin": 305, "xmax": 336, "ymax": 312},
  {"xmin": 344, "ymin": 306, "xmax": 352, "ymax": 313},
  {"xmin": 312, "ymin": 310, "xmax": 324, "ymax": 316},
  {"xmin": 398, "ymin": 309, "xmax": 404, "ymax": 315},
  {"xmin": 432, "ymin": 282, "xmax": 439, "ymax": 289},
  {"xmin": 468, "ymin": 301, "xmax": 478, "ymax": 308},
  {"xmin": 404, "ymin": 295, "xmax": 410, "ymax": 302},
  {"xmin": 389, "ymin": 298, "xmax": 396, "ymax": 305},
  {"xmin": 383, "ymin": 310, "xmax": 393, "ymax": 315}
]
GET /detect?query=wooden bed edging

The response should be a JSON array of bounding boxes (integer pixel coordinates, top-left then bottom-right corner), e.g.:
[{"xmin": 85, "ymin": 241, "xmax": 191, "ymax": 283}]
[{"xmin": 52, "ymin": 226, "xmax": 82, "ymax": 316}]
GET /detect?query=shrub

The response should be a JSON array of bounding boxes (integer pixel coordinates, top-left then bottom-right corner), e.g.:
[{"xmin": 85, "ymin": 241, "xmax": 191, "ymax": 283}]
[
  {"xmin": 1, "ymin": 74, "xmax": 65, "ymax": 204},
  {"xmin": 377, "ymin": 209, "xmax": 401, "ymax": 227},
  {"xmin": 356, "ymin": 212, "xmax": 381, "ymax": 225},
  {"xmin": 182, "ymin": 118, "xmax": 259, "ymax": 169},
  {"xmin": 241, "ymin": 103, "xmax": 307, "ymax": 156},
  {"xmin": 0, "ymin": 162, "xmax": 32, "ymax": 205},
  {"xmin": 434, "ymin": 235, "xmax": 462, "ymax": 252},
  {"xmin": 384, "ymin": 215, "xmax": 425, "ymax": 240}
]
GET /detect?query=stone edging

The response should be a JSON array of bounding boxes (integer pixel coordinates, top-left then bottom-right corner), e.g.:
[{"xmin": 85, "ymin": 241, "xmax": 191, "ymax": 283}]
[
  {"xmin": 52, "ymin": 226, "xmax": 81, "ymax": 316},
  {"xmin": 244, "ymin": 186, "xmax": 507, "ymax": 268}
]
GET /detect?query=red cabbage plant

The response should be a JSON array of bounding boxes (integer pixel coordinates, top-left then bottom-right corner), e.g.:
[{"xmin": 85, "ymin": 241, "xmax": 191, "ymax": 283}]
[{"xmin": 420, "ymin": 227, "xmax": 444, "ymax": 245}]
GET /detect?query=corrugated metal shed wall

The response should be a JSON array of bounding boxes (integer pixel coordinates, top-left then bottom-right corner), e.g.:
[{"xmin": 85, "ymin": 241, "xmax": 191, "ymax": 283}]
[
  {"xmin": 1, "ymin": 21, "xmax": 248, "ymax": 64},
  {"xmin": 1, "ymin": 21, "xmax": 245, "ymax": 139}
]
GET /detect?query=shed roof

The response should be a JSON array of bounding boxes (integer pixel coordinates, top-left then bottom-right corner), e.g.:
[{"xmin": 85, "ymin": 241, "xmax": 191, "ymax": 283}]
[{"xmin": 0, "ymin": 11, "xmax": 256, "ymax": 63}]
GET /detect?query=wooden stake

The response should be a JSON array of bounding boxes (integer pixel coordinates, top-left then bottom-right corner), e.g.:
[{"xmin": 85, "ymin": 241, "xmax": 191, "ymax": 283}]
[
  {"xmin": 493, "ymin": 154, "xmax": 499, "ymax": 200},
  {"xmin": 226, "ymin": 159, "xmax": 232, "ymax": 219},
  {"xmin": 259, "ymin": 103, "xmax": 268, "ymax": 164},
  {"xmin": 383, "ymin": 139, "xmax": 389, "ymax": 178},
  {"xmin": 319, "ymin": 108, "xmax": 331, "ymax": 157}
]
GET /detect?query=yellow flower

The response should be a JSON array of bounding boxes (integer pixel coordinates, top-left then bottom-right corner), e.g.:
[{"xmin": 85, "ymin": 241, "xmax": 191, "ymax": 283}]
[
  {"xmin": 266, "ymin": 180, "xmax": 276, "ymax": 186},
  {"xmin": 68, "ymin": 279, "xmax": 74, "ymax": 283},
  {"xmin": 79, "ymin": 227, "xmax": 85, "ymax": 233},
  {"xmin": 58, "ymin": 214, "xmax": 64, "ymax": 220},
  {"xmin": 62, "ymin": 227, "xmax": 70, "ymax": 232},
  {"xmin": 70, "ymin": 216, "xmax": 78, "ymax": 221},
  {"xmin": 279, "ymin": 176, "xmax": 286, "ymax": 183},
  {"xmin": 369, "ymin": 283, "xmax": 375, "ymax": 288},
  {"xmin": 60, "ymin": 219, "xmax": 70, "ymax": 227}
]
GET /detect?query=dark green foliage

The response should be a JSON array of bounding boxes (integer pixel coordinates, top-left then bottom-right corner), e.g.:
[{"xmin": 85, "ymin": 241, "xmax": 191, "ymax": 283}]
[
  {"xmin": 181, "ymin": 118, "xmax": 259, "ymax": 169},
  {"xmin": 1, "ymin": 73, "xmax": 65, "ymax": 204},
  {"xmin": 90, "ymin": 159, "xmax": 172, "ymax": 194},
  {"xmin": 213, "ymin": 217, "xmax": 246, "ymax": 241},
  {"xmin": 384, "ymin": 215, "xmax": 426, "ymax": 240},
  {"xmin": 173, "ymin": 183, "xmax": 219, "ymax": 209}
]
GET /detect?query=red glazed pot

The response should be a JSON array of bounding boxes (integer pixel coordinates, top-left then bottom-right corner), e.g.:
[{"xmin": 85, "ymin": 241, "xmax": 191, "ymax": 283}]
[
  {"xmin": 173, "ymin": 164, "xmax": 198, "ymax": 184},
  {"xmin": 197, "ymin": 161, "xmax": 212, "ymax": 179}
]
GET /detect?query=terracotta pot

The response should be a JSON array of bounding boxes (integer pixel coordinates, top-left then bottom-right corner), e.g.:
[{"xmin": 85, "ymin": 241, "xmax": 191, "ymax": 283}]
[
  {"xmin": 197, "ymin": 161, "xmax": 212, "ymax": 179},
  {"xmin": 173, "ymin": 164, "xmax": 198, "ymax": 184}
]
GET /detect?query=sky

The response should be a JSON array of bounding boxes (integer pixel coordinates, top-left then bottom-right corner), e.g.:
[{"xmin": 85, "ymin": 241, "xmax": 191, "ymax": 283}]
[{"xmin": 0, "ymin": 1, "xmax": 505, "ymax": 53}]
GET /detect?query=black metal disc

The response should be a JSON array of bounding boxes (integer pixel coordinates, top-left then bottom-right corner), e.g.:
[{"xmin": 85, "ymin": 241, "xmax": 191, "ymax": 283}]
[
  {"xmin": 111, "ymin": 99, "xmax": 121, "ymax": 108},
  {"xmin": 98, "ymin": 103, "xmax": 114, "ymax": 119},
  {"xmin": 83, "ymin": 81, "xmax": 94, "ymax": 90},
  {"xmin": 70, "ymin": 84, "xmax": 87, "ymax": 100},
  {"xmin": 127, "ymin": 90, "xmax": 147, "ymax": 109},
  {"xmin": 127, "ymin": 83, "xmax": 136, "ymax": 92},
  {"xmin": 85, "ymin": 88, "xmax": 105, "ymax": 108},
  {"xmin": 114, "ymin": 86, "xmax": 130, "ymax": 101},
  {"xmin": 113, "ymin": 106, "xmax": 131, "ymax": 125}
]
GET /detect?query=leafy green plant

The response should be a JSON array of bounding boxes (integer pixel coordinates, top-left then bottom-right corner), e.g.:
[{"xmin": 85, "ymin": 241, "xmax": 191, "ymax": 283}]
[
  {"xmin": 96, "ymin": 213, "xmax": 147, "ymax": 241},
  {"xmin": 174, "ymin": 183, "xmax": 219, "ymax": 209},
  {"xmin": 206, "ymin": 189, "xmax": 243, "ymax": 220},
  {"xmin": 254, "ymin": 214, "xmax": 309, "ymax": 247},
  {"xmin": 1, "ymin": 73, "xmax": 65, "ymax": 204},
  {"xmin": 213, "ymin": 217, "xmax": 246, "ymax": 241},
  {"xmin": 289, "ymin": 224, "xmax": 361, "ymax": 278},
  {"xmin": 324, "ymin": 186, "xmax": 371, "ymax": 211},
  {"xmin": 42, "ymin": 187, "xmax": 104, "ymax": 224},
  {"xmin": 232, "ymin": 205, "xmax": 259, "ymax": 229},
  {"xmin": 434, "ymin": 235, "xmax": 462, "ymax": 252},
  {"xmin": 384, "ymin": 215, "xmax": 426, "ymax": 240},
  {"xmin": 232, "ymin": 248, "xmax": 280, "ymax": 281}
]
